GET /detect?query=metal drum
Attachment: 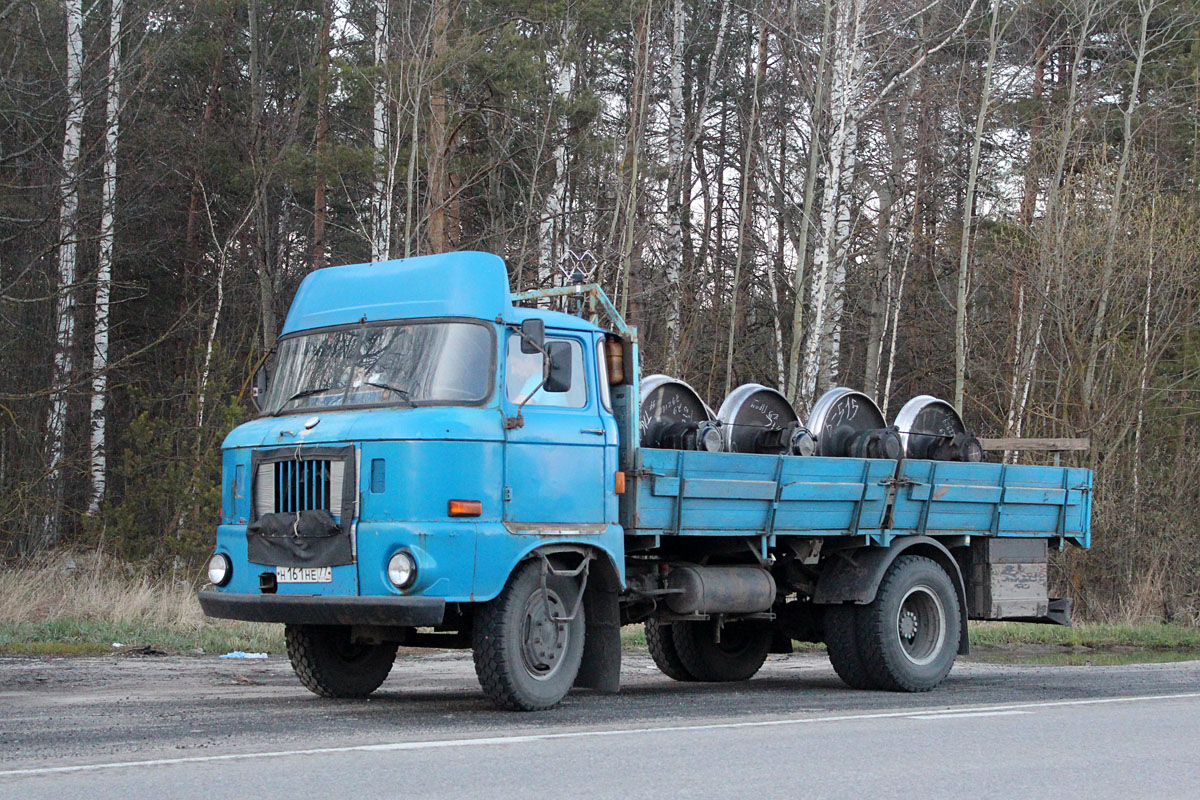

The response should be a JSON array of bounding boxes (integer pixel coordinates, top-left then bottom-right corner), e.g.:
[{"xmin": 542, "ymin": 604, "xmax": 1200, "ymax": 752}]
[
  {"xmin": 716, "ymin": 383, "xmax": 813, "ymax": 455},
  {"xmin": 893, "ymin": 395, "xmax": 983, "ymax": 462},
  {"xmin": 808, "ymin": 387, "xmax": 901, "ymax": 459},
  {"xmin": 639, "ymin": 374, "xmax": 721, "ymax": 451}
]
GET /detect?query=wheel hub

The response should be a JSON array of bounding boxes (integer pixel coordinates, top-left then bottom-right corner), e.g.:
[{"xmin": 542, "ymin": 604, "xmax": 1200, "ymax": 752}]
[
  {"xmin": 899, "ymin": 610, "xmax": 919, "ymax": 641},
  {"xmin": 521, "ymin": 589, "xmax": 569, "ymax": 681}
]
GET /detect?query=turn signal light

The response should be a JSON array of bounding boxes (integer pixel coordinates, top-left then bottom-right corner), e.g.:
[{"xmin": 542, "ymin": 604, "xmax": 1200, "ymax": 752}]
[
  {"xmin": 448, "ymin": 499, "xmax": 483, "ymax": 517},
  {"xmin": 614, "ymin": 471, "xmax": 626, "ymax": 495}
]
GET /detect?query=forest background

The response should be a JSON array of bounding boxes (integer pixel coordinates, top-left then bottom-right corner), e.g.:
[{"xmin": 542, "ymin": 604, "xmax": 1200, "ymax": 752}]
[{"xmin": 2, "ymin": 0, "xmax": 1198, "ymax": 624}]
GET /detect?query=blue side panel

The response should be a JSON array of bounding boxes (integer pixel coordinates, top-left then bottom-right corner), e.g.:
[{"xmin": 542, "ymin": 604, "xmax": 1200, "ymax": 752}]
[
  {"xmin": 890, "ymin": 460, "xmax": 1091, "ymax": 546},
  {"xmin": 627, "ymin": 449, "xmax": 1091, "ymax": 548},
  {"xmin": 359, "ymin": 440, "xmax": 504, "ymax": 522},
  {"xmin": 356, "ymin": 521, "xmax": 478, "ymax": 599},
  {"xmin": 630, "ymin": 449, "xmax": 895, "ymax": 536}
]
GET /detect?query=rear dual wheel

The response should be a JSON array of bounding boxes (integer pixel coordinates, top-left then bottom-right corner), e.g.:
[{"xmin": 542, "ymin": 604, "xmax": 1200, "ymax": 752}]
[
  {"xmin": 824, "ymin": 555, "xmax": 960, "ymax": 692},
  {"xmin": 645, "ymin": 617, "xmax": 771, "ymax": 683}
]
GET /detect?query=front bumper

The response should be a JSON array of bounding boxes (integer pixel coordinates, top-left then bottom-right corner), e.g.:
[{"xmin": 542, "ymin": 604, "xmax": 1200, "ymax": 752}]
[{"xmin": 198, "ymin": 591, "xmax": 445, "ymax": 627}]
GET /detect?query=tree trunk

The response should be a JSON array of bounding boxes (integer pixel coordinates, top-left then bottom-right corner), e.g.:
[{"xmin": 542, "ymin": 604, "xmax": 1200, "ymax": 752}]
[
  {"xmin": 44, "ymin": 0, "xmax": 87, "ymax": 546},
  {"xmin": 664, "ymin": 0, "xmax": 685, "ymax": 373},
  {"xmin": 425, "ymin": 0, "xmax": 455, "ymax": 254},
  {"xmin": 786, "ymin": 0, "xmax": 832, "ymax": 405},
  {"xmin": 371, "ymin": 0, "xmax": 392, "ymax": 260},
  {"xmin": 1082, "ymin": 0, "xmax": 1153, "ymax": 413},
  {"xmin": 953, "ymin": 0, "xmax": 1002, "ymax": 412},
  {"xmin": 311, "ymin": 0, "xmax": 332, "ymax": 270},
  {"xmin": 724, "ymin": 19, "xmax": 768, "ymax": 396},
  {"xmin": 88, "ymin": 0, "xmax": 124, "ymax": 516}
]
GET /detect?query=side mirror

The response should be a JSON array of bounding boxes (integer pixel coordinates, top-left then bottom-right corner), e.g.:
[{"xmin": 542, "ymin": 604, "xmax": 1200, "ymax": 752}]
[
  {"xmin": 250, "ymin": 363, "xmax": 269, "ymax": 412},
  {"xmin": 519, "ymin": 318, "xmax": 545, "ymax": 354},
  {"xmin": 544, "ymin": 341, "xmax": 572, "ymax": 393}
]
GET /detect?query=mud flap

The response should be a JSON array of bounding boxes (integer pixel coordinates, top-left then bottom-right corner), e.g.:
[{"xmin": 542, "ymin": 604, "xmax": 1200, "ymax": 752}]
[{"xmin": 574, "ymin": 575, "xmax": 622, "ymax": 693}]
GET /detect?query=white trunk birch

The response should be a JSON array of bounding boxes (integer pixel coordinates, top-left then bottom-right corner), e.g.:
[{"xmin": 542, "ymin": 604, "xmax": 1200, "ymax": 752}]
[
  {"xmin": 664, "ymin": 0, "xmax": 685, "ymax": 372},
  {"xmin": 88, "ymin": 0, "xmax": 124, "ymax": 515},
  {"xmin": 44, "ymin": 0, "xmax": 86, "ymax": 544},
  {"xmin": 785, "ymin": 0, "xmax": 832, "ymax": 404},
  {"xmin": 371, "ymin": 0, "xmax": 391, "ymax": 261},
  {"xmin": 800, "ymin": 0, "xmax": 865, "ymax": 407}
]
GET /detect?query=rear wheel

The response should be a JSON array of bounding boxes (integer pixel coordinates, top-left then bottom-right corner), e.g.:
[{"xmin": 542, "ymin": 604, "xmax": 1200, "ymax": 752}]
[
  {"xmin": 644, "ymin": 618, "xmax": 697, "ymax": 681},
  {"xmin": 671, "ymin": 620, "xmax": 771, "ymax": 682},
  {"xmin": 473, "ymin": 560, "xmax": 586, "ymax": 711},
  {"xmin": 285, "ymin": 624, "xmax": 398, "ymax": 698},
  {"xmin": 855, "ymin": 556, "xmax": 961, "ymax": 692},
  {"xmin": 822, "ymin": 604, "xmax": 879, "ymax": 690}
]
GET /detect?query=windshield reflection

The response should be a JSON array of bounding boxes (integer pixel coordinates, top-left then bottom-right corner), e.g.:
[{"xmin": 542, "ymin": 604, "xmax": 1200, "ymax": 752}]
[{"xmin": 263, "ymin": 321, "xmax": 494, "ymax": 415}]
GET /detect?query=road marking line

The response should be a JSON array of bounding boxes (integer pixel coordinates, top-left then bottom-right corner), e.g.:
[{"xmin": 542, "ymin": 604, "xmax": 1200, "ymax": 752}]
[
  {"xmin": 909, "ymin": 710, "xmax": 1033, "ymax": 719},
  {"xmin": 3, "ymin": 691, "xmax": 1199, "ymax": 779}
]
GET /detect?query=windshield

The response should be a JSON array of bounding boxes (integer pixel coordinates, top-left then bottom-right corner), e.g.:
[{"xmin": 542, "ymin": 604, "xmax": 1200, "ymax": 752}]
[{"xmin": 262, "ymin": 320, "xmax": 494, "ymax": 415}]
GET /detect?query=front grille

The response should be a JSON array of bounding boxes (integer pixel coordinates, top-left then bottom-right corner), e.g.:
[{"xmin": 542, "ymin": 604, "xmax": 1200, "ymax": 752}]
[{"xmin": 254, "ymin": 458, "xmax": 345, "ymax": 518}]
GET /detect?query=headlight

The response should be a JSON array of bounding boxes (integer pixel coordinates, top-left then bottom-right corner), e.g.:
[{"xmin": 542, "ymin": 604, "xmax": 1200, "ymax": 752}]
[
  {"xmin": 387, "ymin": 551, "xmax": 417, "ymax": 590},
  {"xmin": 207, "ymin": 553, "xmax": 231, "ymax": 587}
]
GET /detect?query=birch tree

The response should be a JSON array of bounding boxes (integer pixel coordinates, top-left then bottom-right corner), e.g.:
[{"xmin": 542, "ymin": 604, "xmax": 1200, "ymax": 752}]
[
  {"xmin": 43, "ymin": 0, "xmax": 86, "ymax": 544},
  {"xmin": 371, "ymin": 0, "xmax": 392, "ymax": 261},
  {"xmin": 87, "ymin": 0, "xmax": 125, "ymax": 515}
]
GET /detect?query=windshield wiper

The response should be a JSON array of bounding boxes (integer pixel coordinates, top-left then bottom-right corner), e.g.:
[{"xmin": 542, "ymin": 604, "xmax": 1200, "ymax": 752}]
[
  {"xmin": 275, "ymin": 385, "xmax": 334, "ymax": 414},
  {"xmin": 363, "ymin": 381, "xmax": 418, "ymax": 408}
]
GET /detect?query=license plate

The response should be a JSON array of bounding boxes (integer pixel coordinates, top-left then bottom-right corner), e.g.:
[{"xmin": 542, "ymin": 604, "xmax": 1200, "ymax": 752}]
[{"xmin": 276, "ymin": 566, "xmax": 332, "ymax": 583}]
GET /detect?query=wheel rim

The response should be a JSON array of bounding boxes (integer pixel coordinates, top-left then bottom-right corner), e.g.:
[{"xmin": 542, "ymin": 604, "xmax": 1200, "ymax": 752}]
[
  {"xmin": 896, "ymin": 584, "xmax": 946, "ymax": 666},
  {"xmin": 715, "ymin": 625, "xmax": 758, "ymax": 657},
  {"xmin": 520, "ymin": 588, "xmax": 570, "ymax": 681}
]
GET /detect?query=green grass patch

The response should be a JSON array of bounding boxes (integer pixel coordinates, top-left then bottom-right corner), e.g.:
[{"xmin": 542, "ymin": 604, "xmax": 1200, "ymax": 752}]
[
  {"xmin": 968, "ymin": 621, "xmax": 1200, "ymax": 650},
  {"xmin": 0, "ymin": 617, "xmax": 283, "ymax": 657}
]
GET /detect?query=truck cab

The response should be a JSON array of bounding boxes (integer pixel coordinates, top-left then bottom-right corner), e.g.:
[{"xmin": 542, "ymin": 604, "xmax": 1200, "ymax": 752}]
[{"xmin": 201, "ymin": 252, "xmax": 627, "ymax": 708}]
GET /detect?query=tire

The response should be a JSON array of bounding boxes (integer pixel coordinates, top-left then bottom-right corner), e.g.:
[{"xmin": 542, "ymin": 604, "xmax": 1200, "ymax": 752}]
[
  {"xmin": 644, "ymin": 618, "xmax": 698, "ymax": 681},
  {"xmin": 822, "ymin": 604, "xmax": 880, "ymax": 690},
  {"xmin": 855, "ymin": 555, "xmax": 961, "ymax": 692},
  {"xmin": 473, "ymin": 560, "xmax": 586, "ymax": 711},
  {"xmin": 285, "ymin": 624, "xmax": 399, "ymax": 698},
  {"xmin": 671, "ymin": 620, "xmax": 771, "ymax": 682}
]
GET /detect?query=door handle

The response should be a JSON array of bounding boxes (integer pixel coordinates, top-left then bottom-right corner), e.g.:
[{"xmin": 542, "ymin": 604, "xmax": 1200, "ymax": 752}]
[{"xmin": 580, "ymin": 428, "xmax": 606, "ymax": 435}]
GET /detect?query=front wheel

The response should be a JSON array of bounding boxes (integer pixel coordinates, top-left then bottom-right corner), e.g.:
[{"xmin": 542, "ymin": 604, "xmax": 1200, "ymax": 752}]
[
  {"xmin": 671, "ymin": 620, "xmax": 771, "ymax": 682},
  {"xmin": 473, "ymin": 560, "xmax": 586, "ymax": 710},
  {"xmin": 285, "ymin": 624, "xmax": 399, "ymax": 698},
  {"xmin": 855, "ymin": 555, "xmax": 961, "ymax": 692}
]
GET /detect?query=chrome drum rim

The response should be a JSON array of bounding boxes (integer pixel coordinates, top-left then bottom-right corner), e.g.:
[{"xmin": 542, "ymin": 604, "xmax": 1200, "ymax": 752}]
[{"xmin": 896, "ymin": 584, "xmax": 946, "ymax": 666}]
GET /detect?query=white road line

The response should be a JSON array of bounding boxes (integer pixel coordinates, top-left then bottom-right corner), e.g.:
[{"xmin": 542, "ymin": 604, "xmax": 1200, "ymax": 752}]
[
  {"xmin": 3, "ymin": 691, "xmax": 1199, "ymax": 779},
  {"xmin": 909, "ymin": 710, "xmax": 1033, "ymax": 719}
]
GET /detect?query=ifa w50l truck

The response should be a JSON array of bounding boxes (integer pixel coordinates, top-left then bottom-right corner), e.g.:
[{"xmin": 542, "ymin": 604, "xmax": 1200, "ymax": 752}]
[{"xmin": 199, "ymin": 252, "xmax": 1092, "ymax": 711}]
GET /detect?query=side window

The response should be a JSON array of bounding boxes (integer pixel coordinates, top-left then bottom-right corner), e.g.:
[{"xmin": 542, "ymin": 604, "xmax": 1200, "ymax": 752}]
[
  {"xmin": 596, "ymin": 339, "xmax": 612, "ymax": 411},
  {"xmin": 506, "ymin": 335, "xmax": 588, "ymax": 409}
]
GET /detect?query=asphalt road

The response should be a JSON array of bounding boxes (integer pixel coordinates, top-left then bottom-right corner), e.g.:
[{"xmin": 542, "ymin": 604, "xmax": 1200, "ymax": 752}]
[{"xmin": 2, "ymin": 649, "xmax": 1199, "ymax": 798}]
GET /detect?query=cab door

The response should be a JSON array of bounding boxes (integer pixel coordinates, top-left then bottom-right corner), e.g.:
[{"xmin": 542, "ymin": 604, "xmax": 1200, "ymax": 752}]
[{"xmin": 502, "ymin": 330, "xmax": 606, "ymax": 526}]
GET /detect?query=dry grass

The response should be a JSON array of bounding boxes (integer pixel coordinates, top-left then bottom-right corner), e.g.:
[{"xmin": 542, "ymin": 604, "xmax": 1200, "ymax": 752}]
[{"xmin": 0, "ymin": 552, "xmax": 281, "ymax": 655}]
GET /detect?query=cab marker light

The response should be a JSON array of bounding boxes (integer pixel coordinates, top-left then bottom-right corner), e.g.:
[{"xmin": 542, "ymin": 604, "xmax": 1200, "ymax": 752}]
[{"xmin": 448, "ymin": 499, "xmax": 483, "ymax": 517}]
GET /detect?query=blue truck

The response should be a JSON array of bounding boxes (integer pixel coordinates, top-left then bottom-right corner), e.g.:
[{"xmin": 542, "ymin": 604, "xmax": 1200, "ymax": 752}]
[{"xmin": 198, "ymin": 251, "xmax": 1092, "ymax": 710}]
